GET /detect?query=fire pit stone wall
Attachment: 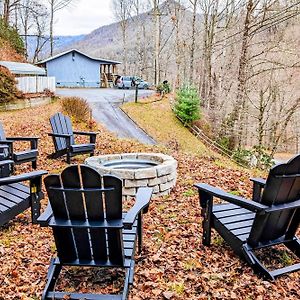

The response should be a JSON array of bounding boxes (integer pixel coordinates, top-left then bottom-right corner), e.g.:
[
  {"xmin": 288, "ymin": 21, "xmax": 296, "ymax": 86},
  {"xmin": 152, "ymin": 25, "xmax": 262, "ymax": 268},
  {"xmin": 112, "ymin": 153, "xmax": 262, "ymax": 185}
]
[{"xmin": 85, "ymin": 153, "xmax": 177, "ymax": 198}]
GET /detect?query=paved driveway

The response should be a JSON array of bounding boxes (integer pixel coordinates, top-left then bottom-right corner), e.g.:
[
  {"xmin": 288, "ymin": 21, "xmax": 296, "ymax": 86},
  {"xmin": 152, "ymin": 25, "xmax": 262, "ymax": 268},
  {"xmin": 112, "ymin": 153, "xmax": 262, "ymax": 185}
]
[{"xmin": 56, "ymin": 88, "xmax": 156, "ymax": 144}]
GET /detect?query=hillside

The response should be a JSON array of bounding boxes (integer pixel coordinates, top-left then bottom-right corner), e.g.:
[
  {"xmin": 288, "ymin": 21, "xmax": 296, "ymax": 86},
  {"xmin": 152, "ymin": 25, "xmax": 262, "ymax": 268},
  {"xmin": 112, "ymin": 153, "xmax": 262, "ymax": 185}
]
[
  {"xmin": 0, "ymin": 39, "xmax": 24, "ymax": 61},
  {"xmin": 26, "ymin": 34, "xmax": 85, "ymax": 61},
  {"xmin": 1, "ymin": 100, "xmax": 299, "ymax": 299},
  {"xmin": 0, "ymin": 18, "xmax": 24, "ymax": 62}
]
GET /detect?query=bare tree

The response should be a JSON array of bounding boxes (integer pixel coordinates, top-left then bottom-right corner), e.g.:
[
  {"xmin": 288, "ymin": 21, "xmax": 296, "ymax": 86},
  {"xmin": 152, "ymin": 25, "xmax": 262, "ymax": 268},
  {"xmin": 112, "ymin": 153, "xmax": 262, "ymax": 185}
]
[
  {"xmin": 47, "ymin": 0, "xmax": 76, "ymax": 56},
  {"xmin": 31, "ymin": 3, "xmax": 49, "ymax": 62},
  {"xmin": 152, "ymin": 0, "xmax": 161, "ymax": 85},
  {"xmin": 112, "ymin": 0, "xmax": 133, "ymax": 74},
  {"xmin": 172, "ymin": 0, "xmax": 185, "ymax": 88},
  {"xmin": 187, "ymin": 0, "xmax": 198, "ymax": 83},
  {"xmin": 2, "ymin": 0, "xmax": 20, "ymax": 23}
]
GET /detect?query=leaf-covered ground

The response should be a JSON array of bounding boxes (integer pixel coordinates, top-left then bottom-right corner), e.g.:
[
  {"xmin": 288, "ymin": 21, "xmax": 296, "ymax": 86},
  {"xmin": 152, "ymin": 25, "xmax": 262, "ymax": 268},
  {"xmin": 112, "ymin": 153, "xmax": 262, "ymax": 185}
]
[{"xmin": 0, "ymin": 102, "xmax": 299, "ymax": 300}]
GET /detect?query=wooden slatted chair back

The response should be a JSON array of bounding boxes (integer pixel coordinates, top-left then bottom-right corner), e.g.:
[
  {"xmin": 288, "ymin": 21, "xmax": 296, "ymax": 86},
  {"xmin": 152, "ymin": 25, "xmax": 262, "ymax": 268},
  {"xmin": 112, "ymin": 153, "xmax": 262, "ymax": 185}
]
[
  {"xmin": 248, "ymin": 155, "xmax": 300, "ymax": 246},
  {"xmin": 50, "ymin": 112, "xmax": 75, "ymax": 151},
  {"xmin": 44, "ymin": 165, "xmax": 125, "ymax": 265}
]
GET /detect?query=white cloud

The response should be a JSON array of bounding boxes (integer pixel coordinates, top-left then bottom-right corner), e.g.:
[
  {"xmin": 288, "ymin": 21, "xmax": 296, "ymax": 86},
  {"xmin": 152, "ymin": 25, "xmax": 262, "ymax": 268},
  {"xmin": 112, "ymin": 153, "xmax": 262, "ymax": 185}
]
[{"xmin": 54, "ymin": 0, "xmax": 115, "ymax": 36}]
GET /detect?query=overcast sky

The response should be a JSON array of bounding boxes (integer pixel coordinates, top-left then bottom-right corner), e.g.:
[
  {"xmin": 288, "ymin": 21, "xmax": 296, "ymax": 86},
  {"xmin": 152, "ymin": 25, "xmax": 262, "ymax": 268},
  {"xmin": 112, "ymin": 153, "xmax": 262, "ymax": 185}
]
[{"xmin": 54, "ymin": 0, "xmax": 115, "ymax": 36}]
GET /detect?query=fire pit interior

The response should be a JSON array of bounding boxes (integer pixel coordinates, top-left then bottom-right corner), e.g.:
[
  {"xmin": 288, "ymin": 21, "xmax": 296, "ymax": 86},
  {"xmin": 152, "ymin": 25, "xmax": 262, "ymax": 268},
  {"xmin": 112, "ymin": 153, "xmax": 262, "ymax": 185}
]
[
  {"xmin": 85, "ymin": 153, "xmax": 177, "ymax": 198},
  {"xmin": 102, "ymin": 159, "xmax": 158, "ymax": 169}
]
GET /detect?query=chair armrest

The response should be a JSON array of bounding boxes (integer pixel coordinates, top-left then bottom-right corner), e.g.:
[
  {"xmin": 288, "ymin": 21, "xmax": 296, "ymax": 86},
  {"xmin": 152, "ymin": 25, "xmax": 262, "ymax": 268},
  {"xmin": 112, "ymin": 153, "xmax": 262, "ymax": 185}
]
[
  {"xmin": 250, "ymin": 177, "xmax": 266, "ymax": 202},
  {"xmin": 265, "ymin": 199, "xmax": 300, "ymax": 213},
  {"xmin": 123, "ymin": 187, "xmax": 153, "ymax": 229},
  {"xmin": 37, "ymin": 203, "xmax": 53, "ymax": 227},
  {"xmin": 48, "ymin": 133, "xmax": 72, "ymax": 138},
  {"xmin": 194, "ymin": 183, "xmax": 268, "ymax": 213},
  {"xmin": 250, "ymin": 178, "xmax": 266, "ymax": 186},
  {"xmin": 0, "ymin": 140, "xmax": 13, "ymax": 145},
  {"xmin": 0, "ymin": 160, "xmax": 14, "ymax": 167},
  {"xmin": 73, "ymin": 131, "xmax": 98, "ymax": 136},
  {"xmin": 6, "ymin": 137, "xmax": 39, "ymax": 141},
  {"xmin": 0, "ymin": 170, "xmax": 47, "ymax": 185},
  {"xmin": 6, "ymin": 137, "xmax": 39, "ymax": 150}
]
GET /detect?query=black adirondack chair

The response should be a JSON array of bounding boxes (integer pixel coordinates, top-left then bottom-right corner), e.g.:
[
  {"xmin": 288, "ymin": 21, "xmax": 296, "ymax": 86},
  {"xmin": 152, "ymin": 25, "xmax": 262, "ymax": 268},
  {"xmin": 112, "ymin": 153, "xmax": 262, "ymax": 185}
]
[
  {"xmin": 48, "ymin": 112, "xmax": 97, "ymax": 163},
  {"xmin": 0, "ymin": 122, "xmax": 39, "ymax": 171},
  {"xmin": 38, "ymin": 164, "xmax": 152, "ymax": 299},
  {"xmin": 195, "ymin": 154, "xmax": 300, "ymax": 280},
  {"xmin": 0, "ymin": 160, "xmax": 47, "ymax": 226}
]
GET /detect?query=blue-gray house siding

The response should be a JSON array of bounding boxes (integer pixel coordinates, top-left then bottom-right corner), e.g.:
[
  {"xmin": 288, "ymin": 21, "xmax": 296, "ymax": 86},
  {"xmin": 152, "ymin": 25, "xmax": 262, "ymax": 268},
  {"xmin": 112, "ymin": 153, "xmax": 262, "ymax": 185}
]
[{"xmin": 46, "ymin": 52, "xmax": 100, "ymax": 88}]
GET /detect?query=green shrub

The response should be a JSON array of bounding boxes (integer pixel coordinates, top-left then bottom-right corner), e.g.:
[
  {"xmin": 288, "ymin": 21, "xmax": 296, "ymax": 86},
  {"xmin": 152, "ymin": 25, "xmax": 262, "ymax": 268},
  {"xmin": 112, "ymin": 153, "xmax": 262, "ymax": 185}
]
[
  {"xmin": 232, "ymin": 146, "xmax": 274, "ymax": 169},
  {"xmin": 252, "ymin": 146, "xmax": 274, "ymax": 170},
  {"xmin": 217, "ymin": 136, "xmax": 232, "ymax": 153},
  {"xmin": 232, "ymin": 148, "xmax": 253, "ymax": 166},
  {"xmin": 174, "ymin": 85, "xmax": 201, "ymax": 125},
  {"xmin": 0, "ymin": 18, "xmax": 24, "ymax": 55},
  {"xmin": 60, "ymin": 97, "xmax": 91, "ymax": 123},
  {"xmin": 0, "ymin": 66, "xmax": 23, "ymax": 103},
  {"xmin": 157, "ymin": 81, "xmax": 171, "ymax": 94}
]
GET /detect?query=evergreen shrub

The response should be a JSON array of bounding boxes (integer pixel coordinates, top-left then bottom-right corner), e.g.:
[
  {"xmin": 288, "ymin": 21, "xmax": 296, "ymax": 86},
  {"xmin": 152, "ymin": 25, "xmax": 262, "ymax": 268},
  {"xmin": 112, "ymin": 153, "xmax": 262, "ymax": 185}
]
[{"xmin": 174, "ymin": 85, "xmax": 201, "ymax": 125}]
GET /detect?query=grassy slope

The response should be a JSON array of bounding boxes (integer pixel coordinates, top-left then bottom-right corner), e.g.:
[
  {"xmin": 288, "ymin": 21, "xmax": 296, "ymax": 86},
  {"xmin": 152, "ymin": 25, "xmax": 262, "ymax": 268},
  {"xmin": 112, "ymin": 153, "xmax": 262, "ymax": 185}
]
[{"xmin": 122, "ymin": 96, "xmax": 210, "ymax": 156}]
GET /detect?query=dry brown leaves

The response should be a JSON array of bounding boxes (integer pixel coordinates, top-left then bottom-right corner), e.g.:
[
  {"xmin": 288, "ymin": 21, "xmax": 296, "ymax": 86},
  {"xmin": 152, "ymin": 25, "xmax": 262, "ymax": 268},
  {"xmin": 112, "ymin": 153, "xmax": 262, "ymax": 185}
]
[{"xmin": 0, "ymin": 102, "xmax": 299, "ymax": 300}]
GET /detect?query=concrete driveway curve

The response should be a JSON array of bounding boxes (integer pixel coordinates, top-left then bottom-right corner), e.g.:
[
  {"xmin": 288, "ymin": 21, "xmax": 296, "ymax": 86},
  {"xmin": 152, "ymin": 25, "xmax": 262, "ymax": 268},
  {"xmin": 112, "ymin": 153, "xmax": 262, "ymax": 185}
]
[{"xmin": 56, "ymin": 88, "xmax": 156, "ymax": 145}]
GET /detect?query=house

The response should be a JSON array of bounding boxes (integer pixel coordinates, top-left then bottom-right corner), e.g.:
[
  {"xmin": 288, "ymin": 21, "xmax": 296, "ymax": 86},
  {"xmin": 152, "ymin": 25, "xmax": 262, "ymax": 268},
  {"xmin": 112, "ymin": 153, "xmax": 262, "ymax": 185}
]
[
  {"xmin": 37, "ymin": 49, "xmax": 121, "ymax": 88},
  {"xmin": 0, "ymin": 61, "xmax": 55, "ymax": 94}
]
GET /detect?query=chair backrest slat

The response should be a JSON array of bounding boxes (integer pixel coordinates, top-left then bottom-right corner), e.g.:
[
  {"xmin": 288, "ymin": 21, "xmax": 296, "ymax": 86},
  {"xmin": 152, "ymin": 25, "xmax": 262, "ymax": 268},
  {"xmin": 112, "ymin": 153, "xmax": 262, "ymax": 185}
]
[
  {"xmin": 248, "ymin": 155, "xmax": 300, "ymax": 246},
  {"xmin": 45, "ymin": 174, "xmax": 77, "ymax": 262},
  {"xmin": 104, "ymin": 175, "xmax": 124, "ymax": 264},
  {"xmin": 50, "ymin": 113, "xmax": 74, "ymax": 151},
  {"xmin": 61, "ymin": 166, "xmax": 92, "ymax": 260},
  {"xmin": 80, "ymin": 165, "xmax": 107, "ymax": 261},
  {"xmin": 44, "ymin": 165, "xmax": 124, "ymax": 265}
]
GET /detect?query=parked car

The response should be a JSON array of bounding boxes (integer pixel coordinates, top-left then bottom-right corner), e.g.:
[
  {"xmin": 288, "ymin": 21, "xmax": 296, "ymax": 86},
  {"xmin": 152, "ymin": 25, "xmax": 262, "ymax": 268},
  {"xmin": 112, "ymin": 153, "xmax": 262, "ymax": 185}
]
[
  {"xmin": 137, "ymin": 79, "xmax": 150, "ymax": 89},
  {"xmin": 116, "ymin": 76, "xmax": 150, "ymax": 89}
]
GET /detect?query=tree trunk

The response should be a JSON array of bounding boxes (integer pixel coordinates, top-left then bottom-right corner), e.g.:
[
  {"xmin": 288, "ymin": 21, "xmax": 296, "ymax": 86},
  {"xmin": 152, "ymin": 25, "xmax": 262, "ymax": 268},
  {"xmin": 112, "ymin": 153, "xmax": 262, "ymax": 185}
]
[
  {"xmin": 3, "ymin": 0, "xmax": 10, "ymax": 23},
  {"xmin": 122, "ymin": 22, "xmax": 127, "ymax": 74},
  {"xmin": 226, "ymin": 0, "xmax": 254, "ymax": 148},
  {"xmin": 50, "ymin": 0, "xmax": 54, "ymax": 56},
  {"xmin": 153, "ymin": 0, "xmax": 160, "ymax": 85},
  {"xmin": 189, "ymin": 0, "xmax": 197, "ymax": 84}
]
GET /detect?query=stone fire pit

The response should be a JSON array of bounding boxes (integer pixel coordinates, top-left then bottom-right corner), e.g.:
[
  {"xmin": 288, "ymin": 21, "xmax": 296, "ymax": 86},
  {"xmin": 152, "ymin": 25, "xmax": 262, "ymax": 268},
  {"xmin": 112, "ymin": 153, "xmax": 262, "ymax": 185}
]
[{"xmin": 85, "ymin": 153, "xmax": 177, "ymax": 198}]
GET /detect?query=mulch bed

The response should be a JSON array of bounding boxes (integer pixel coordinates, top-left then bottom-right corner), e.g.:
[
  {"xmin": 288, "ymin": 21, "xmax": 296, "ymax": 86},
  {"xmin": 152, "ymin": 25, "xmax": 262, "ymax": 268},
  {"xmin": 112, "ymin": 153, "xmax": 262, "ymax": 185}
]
[{"xmin": 0, "ymin": 102, "xmax": 299, "ymax": 299}]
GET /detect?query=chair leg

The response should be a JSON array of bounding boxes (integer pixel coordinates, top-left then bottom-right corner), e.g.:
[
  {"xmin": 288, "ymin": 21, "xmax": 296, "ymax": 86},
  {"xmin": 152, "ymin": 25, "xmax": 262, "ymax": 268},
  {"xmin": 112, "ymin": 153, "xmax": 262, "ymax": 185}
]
[
  {"xmin": 32, "ymin": 160, "xmax": 37, "ymax": 169},
  {"xmin": 137, "ymin": 213, "xmax": 143, "ymax": 254},
  {"xmin": 199, "ymin": 192, "xmax": 213, "ymax": 246},
  {"xmin": 122, "ymin": 268, "xmax": 132, "ymax": 300},
  {"xmin": 66, "ymin": 153, "xmax": 71, "ymax": 164},
  {"xmin": 42, "ymin": 258, "xmax": 62, "ymax": 300}
]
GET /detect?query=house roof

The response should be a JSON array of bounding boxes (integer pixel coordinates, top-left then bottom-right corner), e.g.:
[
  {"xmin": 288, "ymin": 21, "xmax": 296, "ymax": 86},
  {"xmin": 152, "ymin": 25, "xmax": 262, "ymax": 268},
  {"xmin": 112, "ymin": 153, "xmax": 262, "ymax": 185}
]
[
  {"xmin": 37, "ymin": 49, "xmax": 122, "ymax": 65},
  {"xmin": 0, "ymin": 61, "xmax": 46, "ymax": 75}
]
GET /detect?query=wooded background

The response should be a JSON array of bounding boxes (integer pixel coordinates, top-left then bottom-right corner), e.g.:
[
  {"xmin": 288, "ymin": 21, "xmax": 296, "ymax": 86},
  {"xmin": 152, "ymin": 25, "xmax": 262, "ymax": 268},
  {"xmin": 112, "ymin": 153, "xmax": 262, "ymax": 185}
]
[{"xmin": 1, "ymin": 0, "xmax": 299, "ymax": 155}]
